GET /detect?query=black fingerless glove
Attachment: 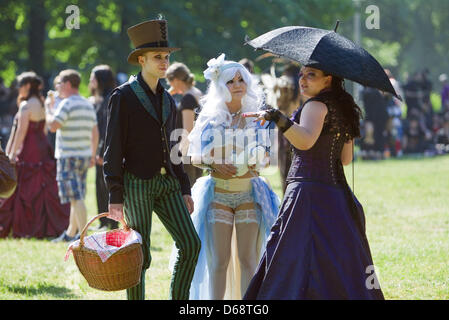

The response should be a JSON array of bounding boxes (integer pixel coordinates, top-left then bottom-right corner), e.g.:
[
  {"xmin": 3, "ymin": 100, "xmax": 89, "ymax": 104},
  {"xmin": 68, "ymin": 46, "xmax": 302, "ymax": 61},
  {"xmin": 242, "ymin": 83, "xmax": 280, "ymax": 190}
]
[{"xmin": 263, "ymin": 108, "xmax": 294, "ymax": 133}]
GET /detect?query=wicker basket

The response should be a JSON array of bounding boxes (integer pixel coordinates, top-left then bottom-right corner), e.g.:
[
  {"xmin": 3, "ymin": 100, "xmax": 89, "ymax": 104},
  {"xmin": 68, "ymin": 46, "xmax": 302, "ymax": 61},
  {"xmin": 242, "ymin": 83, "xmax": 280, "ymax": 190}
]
[{"xmin": 72, "ymin": 213, "xmax": 143, "ymax": 291}]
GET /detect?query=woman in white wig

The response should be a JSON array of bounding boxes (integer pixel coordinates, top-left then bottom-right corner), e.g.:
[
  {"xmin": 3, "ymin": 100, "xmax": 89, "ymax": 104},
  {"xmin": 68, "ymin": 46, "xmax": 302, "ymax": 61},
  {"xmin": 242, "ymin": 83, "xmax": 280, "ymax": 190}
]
[{"xmin": 171, "ymin": 53, "xmax": 280, "ymax": 300}]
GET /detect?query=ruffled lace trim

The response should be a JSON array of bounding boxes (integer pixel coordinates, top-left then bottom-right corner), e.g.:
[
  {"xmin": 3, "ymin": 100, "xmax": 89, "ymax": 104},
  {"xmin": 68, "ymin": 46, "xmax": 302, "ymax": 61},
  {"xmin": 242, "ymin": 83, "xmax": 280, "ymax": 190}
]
[{"xmin": 235, "ymin": 209, "xmax": 259, "ymax": 224}]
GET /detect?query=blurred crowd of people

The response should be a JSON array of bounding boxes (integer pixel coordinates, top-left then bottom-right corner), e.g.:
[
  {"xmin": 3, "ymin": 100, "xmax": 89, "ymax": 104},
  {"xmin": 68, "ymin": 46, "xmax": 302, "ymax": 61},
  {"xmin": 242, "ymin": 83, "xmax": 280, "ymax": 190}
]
[
  {"xmin": 0, "ymin": 61, "xmax": 205, "ymax": 239},
  {"xmin": 255, "ymin": 63, "xmax": 449, "ymax": 161},
  {"xmin": 360, "ymin": 69, "xmax": 449, "ymax": 159},
  {"xmin": 1, "ymin": 58, "xmax": 449, "ymax": 238},
  {"xmin": 2, "ymin": 64, "xmax": 449, "ymax": 162}
]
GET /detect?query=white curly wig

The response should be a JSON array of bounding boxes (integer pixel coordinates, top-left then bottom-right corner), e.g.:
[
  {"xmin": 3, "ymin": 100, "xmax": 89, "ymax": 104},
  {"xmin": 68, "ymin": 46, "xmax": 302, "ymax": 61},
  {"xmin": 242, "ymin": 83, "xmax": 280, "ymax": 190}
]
[{"xmin": 188, "ymin": 54, "xmax": 263, "ymax": 155}]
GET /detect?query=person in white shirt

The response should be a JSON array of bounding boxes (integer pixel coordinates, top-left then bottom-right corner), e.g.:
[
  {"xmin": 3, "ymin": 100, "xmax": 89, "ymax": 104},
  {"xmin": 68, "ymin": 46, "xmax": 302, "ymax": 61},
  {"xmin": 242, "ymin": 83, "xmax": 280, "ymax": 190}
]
[{"xmin": 46, "ymin": 69, "xmax": 99, "ymax": 242}]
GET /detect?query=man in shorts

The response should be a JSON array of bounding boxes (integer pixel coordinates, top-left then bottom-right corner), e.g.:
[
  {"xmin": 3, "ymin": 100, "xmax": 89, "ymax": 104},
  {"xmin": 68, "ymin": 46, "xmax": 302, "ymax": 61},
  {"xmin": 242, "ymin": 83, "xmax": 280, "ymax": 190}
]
[{"xmin": 46, "ymin": 69, "xmax": 99, "ymax": 242}]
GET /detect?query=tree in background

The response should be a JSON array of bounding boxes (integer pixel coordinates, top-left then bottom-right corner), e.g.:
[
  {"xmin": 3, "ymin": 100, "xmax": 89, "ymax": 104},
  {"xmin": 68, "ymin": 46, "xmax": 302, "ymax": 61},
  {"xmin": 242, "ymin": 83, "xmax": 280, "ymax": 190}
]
[
  {"xmin": 0, "ymin": 0, "xmax": 447, "ymax": 96},
  {"xmin": 0, "ymin": 0, "xmax": 353, "ymax": 91}
]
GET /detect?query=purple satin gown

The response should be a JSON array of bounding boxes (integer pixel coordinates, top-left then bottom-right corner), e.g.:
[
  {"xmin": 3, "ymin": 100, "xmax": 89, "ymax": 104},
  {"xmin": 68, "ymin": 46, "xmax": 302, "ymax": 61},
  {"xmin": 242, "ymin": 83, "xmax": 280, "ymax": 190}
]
[{"xmin": 244, "ymin": 93, "xmax": 384, "ymax": 300}]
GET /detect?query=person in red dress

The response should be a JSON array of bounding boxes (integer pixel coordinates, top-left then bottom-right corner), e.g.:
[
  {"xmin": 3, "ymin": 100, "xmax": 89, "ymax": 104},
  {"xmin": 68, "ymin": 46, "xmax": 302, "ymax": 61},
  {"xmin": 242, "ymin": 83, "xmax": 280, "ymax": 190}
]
[{"xmin": 0, "ymin": 72, "xmax": 70, "ymax": 238}]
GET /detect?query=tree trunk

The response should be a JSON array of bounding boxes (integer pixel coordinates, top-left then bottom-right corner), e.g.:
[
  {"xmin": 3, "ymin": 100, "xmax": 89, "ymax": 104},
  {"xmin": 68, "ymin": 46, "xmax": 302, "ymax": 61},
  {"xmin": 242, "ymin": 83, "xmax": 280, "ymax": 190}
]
[
  {"xmin": 27, "ymin": 0, "xmax": 47, "ymax": 75},
  {"xmin": 119, "ymin": 3, "xmax": 131, "ymax": 71}
]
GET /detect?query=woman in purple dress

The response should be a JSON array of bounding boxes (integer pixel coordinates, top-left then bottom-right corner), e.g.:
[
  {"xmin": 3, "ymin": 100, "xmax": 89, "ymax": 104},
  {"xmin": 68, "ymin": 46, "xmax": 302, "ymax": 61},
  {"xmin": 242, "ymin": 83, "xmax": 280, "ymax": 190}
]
[{"xmin": 243, "ymin": 66, "xmax": 384, "ymax": 300}]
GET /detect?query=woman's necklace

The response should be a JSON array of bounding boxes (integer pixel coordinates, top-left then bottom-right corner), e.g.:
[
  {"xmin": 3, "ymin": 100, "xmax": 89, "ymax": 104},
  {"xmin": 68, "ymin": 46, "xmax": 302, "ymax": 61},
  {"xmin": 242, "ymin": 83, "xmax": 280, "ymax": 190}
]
[
  {"xmin": 230, "ymin": 109, "xmax": 242, "ymax": 118},
  {"xmin": 230, "ymin": 110, "xmax": 244, "ymax": 130}
]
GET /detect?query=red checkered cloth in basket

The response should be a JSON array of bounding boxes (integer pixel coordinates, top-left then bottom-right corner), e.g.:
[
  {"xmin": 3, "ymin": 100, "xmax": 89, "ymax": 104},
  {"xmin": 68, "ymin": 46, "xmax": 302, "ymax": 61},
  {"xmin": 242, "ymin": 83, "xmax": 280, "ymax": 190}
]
[{"xmin": 65, "ymin": 229, "xmax": 142, "ymax": 263}]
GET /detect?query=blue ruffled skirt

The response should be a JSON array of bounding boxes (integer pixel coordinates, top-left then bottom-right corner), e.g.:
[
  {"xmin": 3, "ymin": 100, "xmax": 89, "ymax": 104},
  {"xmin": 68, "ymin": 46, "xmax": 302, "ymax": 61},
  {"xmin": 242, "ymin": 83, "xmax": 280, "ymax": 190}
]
[{"xmin": 170, "ymin": 175, "xmax": 280, "ymax": 300}]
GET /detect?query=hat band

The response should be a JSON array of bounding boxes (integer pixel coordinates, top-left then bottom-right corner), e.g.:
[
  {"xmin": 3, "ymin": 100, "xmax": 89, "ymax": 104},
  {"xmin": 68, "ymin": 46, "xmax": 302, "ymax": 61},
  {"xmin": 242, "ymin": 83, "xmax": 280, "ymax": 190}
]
[{"xmin": 136, "ymin": 40, "xmax": 169, "ymax": 50}]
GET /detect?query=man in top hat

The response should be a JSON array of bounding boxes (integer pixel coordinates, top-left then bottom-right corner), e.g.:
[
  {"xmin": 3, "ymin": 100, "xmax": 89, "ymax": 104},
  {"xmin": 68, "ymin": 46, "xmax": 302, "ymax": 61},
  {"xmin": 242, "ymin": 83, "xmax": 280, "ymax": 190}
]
[{"xmin": 103, "ymin": 19, "xmax": 201, "ymax": 300}]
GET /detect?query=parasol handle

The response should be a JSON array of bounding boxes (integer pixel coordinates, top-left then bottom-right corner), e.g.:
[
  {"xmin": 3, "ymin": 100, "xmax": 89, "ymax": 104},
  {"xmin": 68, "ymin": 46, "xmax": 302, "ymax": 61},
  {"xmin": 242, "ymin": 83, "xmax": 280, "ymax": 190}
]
[
  {"xmin": 334, "ymin": 20, "xmax": 340, "ymax": 32},
  {"xmin": 79, "ymin": 213, "xmax": 129, "ymax": 248}
]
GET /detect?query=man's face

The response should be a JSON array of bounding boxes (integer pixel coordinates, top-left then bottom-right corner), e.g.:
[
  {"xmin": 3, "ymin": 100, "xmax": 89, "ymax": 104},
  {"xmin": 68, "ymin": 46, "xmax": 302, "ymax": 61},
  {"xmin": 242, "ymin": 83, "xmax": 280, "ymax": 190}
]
[
  {"xmin": 138, "ymin": 51, "xmax": 170, "ymax": 79},
  {"xmin": 58, "ymin": 80, "xmax": 71, "ymax": 98},
  {"xmin": 55, "ymin": 80, "xmax": 61, "ymax": 93}
]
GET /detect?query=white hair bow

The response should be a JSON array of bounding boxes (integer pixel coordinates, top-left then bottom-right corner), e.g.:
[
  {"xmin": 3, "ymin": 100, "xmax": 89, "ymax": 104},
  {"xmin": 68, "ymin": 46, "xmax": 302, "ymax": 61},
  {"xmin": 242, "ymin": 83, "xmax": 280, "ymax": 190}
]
[{"xmin": 203, "ymin": 53, "xmax": 226, "ymax": 82}]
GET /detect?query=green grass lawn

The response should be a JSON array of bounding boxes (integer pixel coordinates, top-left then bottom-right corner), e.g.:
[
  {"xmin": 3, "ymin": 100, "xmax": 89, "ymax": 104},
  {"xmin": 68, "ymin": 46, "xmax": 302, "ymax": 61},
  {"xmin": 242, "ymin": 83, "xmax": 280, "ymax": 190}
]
[{"xmin": 1, "ymin": 155, "xmax": 448, "ymax": 300}]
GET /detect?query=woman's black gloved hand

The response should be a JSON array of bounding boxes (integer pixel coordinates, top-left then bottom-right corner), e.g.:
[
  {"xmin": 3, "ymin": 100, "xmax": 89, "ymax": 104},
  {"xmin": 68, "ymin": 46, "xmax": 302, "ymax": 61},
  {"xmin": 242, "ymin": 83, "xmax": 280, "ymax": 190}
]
[{"xmin": 263, "ymin": 108, "xmax": 294, "ymax": 133}]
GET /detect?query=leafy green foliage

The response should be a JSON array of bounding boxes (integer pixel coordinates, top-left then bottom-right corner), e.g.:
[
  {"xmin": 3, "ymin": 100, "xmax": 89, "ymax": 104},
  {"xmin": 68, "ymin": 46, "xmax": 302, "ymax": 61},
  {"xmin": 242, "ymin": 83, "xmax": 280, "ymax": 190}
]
[
  {"xmin": 0, "ymin": 0, "xmax": 447, "ymax": 92},
  {"xmin": 0, "ymin": 0, "xmax": 353, "ymax": 86},
  {"xmin": 362, "ymin": 0, "xmax": 449, "ymax": 82}
]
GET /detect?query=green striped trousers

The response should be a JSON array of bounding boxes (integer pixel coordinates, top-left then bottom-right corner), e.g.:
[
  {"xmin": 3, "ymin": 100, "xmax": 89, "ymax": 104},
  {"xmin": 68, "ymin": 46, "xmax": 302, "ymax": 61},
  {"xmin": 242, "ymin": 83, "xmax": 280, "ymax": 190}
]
[{"xmin": 123, "ymin": 171, "xmax": 201, "ymax": 300}]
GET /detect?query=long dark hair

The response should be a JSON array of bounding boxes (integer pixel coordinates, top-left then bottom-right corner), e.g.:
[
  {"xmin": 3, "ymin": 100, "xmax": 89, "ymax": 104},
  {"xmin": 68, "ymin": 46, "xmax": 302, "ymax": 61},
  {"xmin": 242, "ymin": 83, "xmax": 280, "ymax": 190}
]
[
  {"xmin": 90, "ymin": 65, "xmax": 116, "ymax": 98},
  {"xmin": 16, "ymin": 71, "xmax": 44, "ymax": 108},
  {"xmin": 322, "ymin": 73, "xmax": 363, "ymax": 139}
]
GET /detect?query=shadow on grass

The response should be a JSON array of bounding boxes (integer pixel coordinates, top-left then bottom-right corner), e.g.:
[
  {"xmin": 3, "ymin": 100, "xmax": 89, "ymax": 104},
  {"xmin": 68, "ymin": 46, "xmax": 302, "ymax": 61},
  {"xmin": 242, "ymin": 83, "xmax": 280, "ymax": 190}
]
[{"xmin": 4, "ymin": 282, "xmax": 79, "ymax": 299}]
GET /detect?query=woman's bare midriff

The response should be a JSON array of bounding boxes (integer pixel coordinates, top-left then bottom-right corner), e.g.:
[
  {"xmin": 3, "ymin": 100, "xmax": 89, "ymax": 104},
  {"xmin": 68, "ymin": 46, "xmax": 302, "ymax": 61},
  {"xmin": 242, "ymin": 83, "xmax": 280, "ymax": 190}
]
[{"xmin": 211, "ymin": 169, "xmax": 258, "ymax": 193}]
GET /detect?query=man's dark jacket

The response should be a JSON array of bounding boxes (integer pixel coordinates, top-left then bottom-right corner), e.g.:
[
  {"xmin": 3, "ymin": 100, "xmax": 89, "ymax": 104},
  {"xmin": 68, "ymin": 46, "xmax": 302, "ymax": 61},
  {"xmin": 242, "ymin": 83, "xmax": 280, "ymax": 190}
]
[{"xmin": 103, "ymin": 72, "xmax": 190, "ymax": 204}]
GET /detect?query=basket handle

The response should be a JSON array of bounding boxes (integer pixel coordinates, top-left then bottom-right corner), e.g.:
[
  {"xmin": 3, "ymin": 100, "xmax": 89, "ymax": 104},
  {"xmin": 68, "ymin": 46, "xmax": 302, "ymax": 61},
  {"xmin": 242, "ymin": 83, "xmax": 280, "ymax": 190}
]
[{"xmin": 79, "ymin": 212, "xmax": 129, "ymax": 247}]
